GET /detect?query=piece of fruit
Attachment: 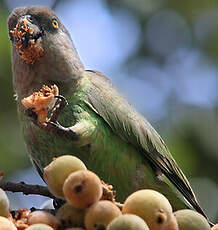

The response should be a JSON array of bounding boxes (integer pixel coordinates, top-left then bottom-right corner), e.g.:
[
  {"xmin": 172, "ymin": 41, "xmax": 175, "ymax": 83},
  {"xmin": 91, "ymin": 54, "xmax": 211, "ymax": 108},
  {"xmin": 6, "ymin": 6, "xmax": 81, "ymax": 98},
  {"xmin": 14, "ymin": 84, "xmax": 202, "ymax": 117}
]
[
  {"xmin": 22, "ymin": 84, "xmax": 59, "ymax": 123},
  {"xmin": 164, "ymin": 214, "xmax": 178, "ymax": 230},
  {"xmin": 212, "ymin": 224, "xmax": 218, "ymax": 230},
  {"xmin": 43, "ymin": 155, "xmax": 87, "ymax": 198},
  {"xmin": 63, "ymin": 170, "xmax": 102, "ymax": 209},
  {"xmin": 10, "ymin": 18, "xmax": 44, "ymax": 64},
  {"xmin": 27, "ymin": 210, "xmax": 60, "ymax": 229},
  {"xmin": 56, "ymin": 203, "xmax": 85, "ymax": 228},
  {"xmin": 25, "ymin": 223, "xmax": 54, "ymax": 230},
  {"xmin": 64, "ymin": 228, "xmax": 85, "ymax": 230},
  {"xmin": 122, "ymin": 189, "xmax": 173, "ymax": 230},
  {"xmin": 84, "ymin": 200, "xmax": 121, "ymax": 230},
  {"xmin": 0, "ymin": 188, "xmax": 10, "ymax": 217},
  {"xmin": 174, "ymin": 209, "xmax": 210, "ymax": 230},
  {"xmin": 0, "ymin": 216, "xmax": 17, "ymax": 230},
  {"xmin": 107, "ymin": 214, "xmax": 149, "ymax": 230}
]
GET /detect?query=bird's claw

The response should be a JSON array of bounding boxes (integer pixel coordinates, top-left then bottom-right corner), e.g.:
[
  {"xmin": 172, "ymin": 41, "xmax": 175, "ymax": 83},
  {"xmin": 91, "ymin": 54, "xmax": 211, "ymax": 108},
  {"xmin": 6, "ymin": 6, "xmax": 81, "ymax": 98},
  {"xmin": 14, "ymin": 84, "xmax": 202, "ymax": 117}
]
[
  {"xmin": 24, "ymin": 95, "xmax": 76, "ymax": 139},
  {"xmin": 48, "ymin": 95, "xmax": 68, "ymax": 123}
]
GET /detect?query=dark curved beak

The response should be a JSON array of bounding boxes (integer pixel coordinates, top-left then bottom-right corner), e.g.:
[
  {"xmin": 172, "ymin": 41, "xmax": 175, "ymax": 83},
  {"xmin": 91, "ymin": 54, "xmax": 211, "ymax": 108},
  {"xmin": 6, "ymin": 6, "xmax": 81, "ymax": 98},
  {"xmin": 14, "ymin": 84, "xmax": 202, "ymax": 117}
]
[{"xmin": 10, "ymin": 15, "xmax": 43, "ymax": 49}]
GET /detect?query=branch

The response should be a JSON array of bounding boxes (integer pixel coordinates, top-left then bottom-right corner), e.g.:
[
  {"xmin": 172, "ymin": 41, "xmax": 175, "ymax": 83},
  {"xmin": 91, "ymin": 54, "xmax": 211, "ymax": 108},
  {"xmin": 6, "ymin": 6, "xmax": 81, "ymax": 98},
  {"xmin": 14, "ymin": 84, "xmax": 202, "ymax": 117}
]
[{"xmin": 0, "ymin": 181, "xmax": 55, "ymax": 199}]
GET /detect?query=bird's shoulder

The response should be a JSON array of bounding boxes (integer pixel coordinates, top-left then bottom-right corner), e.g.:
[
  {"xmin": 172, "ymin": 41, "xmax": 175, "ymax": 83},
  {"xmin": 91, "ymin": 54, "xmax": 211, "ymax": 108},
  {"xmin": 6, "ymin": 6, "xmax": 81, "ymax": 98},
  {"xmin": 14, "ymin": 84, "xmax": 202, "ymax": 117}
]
[{"xmin": 83, "ymin": 69, "xmax": 168, "ymax": 154}]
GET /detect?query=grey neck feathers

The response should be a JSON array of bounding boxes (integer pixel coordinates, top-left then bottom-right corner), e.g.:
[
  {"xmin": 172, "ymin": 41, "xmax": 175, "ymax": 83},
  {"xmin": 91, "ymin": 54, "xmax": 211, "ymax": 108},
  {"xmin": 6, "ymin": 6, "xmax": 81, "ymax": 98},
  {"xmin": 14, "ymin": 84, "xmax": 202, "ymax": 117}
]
[{"xmin": 12, "ymin": 43, "xmax": 84, "ymax": 100}]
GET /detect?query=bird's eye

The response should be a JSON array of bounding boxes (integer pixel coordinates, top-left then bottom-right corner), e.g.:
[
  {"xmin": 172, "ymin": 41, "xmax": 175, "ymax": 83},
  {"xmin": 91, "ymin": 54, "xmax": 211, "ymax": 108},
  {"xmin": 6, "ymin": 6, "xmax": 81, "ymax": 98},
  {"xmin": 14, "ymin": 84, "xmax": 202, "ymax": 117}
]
[{"xmin": 51, "ymin": 19, "xmax": 59, "ymax": 29}]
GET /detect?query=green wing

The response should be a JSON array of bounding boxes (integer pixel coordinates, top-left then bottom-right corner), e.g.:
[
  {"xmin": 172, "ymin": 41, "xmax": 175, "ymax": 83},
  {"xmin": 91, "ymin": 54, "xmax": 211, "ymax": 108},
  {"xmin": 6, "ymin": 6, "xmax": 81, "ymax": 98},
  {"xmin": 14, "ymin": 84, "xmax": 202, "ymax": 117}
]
[{"xmin": 84, "ymin": 70, "xmax": 207, "ymax": 218}]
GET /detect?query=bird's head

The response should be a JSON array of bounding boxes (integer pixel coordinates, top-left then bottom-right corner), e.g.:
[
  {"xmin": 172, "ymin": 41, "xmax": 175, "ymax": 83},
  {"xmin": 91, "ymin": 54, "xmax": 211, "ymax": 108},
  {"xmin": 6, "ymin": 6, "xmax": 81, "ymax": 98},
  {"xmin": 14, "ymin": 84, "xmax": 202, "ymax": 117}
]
[{"xmin": 8, "ymin": 6, "xmax": 84, "ymax": 94}]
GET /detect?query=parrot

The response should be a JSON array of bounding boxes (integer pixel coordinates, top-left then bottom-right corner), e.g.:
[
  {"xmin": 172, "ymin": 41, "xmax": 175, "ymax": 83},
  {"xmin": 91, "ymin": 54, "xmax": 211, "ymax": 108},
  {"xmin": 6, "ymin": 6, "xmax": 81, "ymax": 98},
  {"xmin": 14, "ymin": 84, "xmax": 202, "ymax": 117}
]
[{"xmin": 8, "ymin": 6, "xmax": 208, "ymax": 219}]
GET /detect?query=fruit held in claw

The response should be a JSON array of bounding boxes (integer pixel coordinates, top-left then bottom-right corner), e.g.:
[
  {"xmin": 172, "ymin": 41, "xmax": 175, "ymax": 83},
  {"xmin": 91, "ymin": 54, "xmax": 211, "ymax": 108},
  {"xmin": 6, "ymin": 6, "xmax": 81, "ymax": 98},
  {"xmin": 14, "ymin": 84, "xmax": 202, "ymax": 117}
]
[
  {"xmin": 43, "ymin": 155, "xmax": 87, "ymax": 198},
  {"xmin": 84, "ymin": 200, "xmax": 122, "ymax": 230},
  {"xmin": 107, "ymin": 214, "xmax": 149, "ymax": 230},
  {"xmin": 174, "ymin": 209, "xmax": 210, "ymax": 230},
  {"xmin": 22, "ymin": 84, "xmax": 59, "ymax": 123},
  {"xmin": 63, "ymin": 170, "xmax": 102, "ymax": 209},
  {"xmin": 122, "ymin": 189, "xmax": 173, "ymax": 230}
]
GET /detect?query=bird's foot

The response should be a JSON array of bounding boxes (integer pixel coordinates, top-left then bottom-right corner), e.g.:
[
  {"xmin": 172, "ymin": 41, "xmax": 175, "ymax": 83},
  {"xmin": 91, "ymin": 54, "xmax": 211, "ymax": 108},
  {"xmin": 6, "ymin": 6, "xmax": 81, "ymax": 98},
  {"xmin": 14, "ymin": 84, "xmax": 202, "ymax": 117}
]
[{"xmin": 25, "ymin": 96, "xmax": 77, "ymax": 139}]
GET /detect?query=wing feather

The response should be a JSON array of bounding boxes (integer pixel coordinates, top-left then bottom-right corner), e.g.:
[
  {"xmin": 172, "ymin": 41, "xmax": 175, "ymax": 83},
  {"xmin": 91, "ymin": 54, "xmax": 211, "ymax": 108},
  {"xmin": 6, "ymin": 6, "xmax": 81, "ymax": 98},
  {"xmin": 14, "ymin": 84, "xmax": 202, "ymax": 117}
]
[{"xmin": 85, "ymin": 70, "xmax": 207, "ymax": 218}]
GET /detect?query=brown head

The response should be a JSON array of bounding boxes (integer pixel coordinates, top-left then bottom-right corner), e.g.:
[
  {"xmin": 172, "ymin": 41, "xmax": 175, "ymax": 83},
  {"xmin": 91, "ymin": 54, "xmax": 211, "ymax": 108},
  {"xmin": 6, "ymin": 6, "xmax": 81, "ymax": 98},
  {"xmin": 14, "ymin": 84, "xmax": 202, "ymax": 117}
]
[{"xmin": 8, "ymin": 6, "xmax": 84, "ymax": 98}]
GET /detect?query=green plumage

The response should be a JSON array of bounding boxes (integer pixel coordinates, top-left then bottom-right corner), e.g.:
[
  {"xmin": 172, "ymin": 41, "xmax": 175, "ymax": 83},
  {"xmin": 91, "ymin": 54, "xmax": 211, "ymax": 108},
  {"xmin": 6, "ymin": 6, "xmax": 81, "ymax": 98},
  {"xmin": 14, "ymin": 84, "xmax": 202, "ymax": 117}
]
[{"xmin": 8, "ymin": 6, "xmax": 207, "ymax": 219}]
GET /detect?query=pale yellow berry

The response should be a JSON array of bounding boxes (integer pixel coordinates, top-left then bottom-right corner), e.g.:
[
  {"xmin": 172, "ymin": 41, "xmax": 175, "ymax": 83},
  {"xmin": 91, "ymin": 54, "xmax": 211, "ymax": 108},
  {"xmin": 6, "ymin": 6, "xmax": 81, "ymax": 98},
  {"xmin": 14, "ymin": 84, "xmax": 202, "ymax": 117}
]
[
  {"xmin": 0, "ymin": 188, "xmax": 10, "ymax": 217},
  {"xmin": 107, "ymin": 214, "xmax": 149, "ymax": 230},
  {"xmin": 28, "ymin": 211, "xmax": 60, "ymax": 229},
  {"xmin": 25, "ymin": 223, "xmax": 54, "ymax": 230},
  {"xmin": 43, "ymin": 155, "xmax": 87, "ymax": 198},
  {"xmin": 85, "ymin": 200, "xmax": 122, "ymax": 230},
  {"xmin": 174, "ymin": 209, "xmax": 210, "ymax": 230},
  {"xmin": 122, "ymin": 189, "xmax": 173, "ymax": 230},
  {"xmin": 64, "ymin": 228, "xmax": 85, "ymax": 230},
  {"xmin": 56, "ymin": 203, "xmax": 85, "ymax": 228},
  {"xmin": 63, "ymin": 170, "xmax": 102, "ymax": 209},
  {"xmin": 164, "ymin": 214, "xmax": 178, "ymax": 230},
  {"xmin": 212, "ymin": 224, "xmax": 218, "ymax": 230},
  {"xmin": 0, "ymin": 216, "xmax": 17, "ymax": 230}
]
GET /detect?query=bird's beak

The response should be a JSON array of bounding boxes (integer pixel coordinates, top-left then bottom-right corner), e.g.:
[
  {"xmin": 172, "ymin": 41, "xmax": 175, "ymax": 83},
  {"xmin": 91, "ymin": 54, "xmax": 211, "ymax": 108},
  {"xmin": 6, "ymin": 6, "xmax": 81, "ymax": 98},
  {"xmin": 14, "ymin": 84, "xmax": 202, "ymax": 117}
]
[
  {"xmin": 10, "ymin": 15, "xmax": 43, "ymax": 49},
  {"xmin": 9, "ymin": 15, "xmax": 44, "ymax": 64}
]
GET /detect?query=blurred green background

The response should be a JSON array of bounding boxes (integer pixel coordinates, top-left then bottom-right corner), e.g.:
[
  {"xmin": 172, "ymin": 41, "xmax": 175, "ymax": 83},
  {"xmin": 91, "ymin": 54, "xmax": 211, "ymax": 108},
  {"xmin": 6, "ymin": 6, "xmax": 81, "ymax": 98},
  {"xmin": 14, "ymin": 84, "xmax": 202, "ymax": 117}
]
[{"xmin": 0, "ymin": 0, "xmax": 217, "ymax": 221}]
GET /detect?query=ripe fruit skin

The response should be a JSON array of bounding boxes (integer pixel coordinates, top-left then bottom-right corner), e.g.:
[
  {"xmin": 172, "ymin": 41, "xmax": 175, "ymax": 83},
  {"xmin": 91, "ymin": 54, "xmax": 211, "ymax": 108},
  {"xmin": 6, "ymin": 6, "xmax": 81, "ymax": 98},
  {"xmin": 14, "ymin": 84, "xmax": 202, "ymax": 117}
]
[
  {"xmin": 25, "ymin": 223, "xmax": 54, "ymax": 230},
  {"xmin": 211, "ymin": 224, "xmax": 218, "ymax": 230},
  {"xmin": 43, "ymin": 155, "xmax": 87, "ymax": 198},
  {"xmin": 63, "ymin": 170, "xmax": 103, "ymax": 209},
  {"xmin": 0, "ymin": 216, "xmax": 17, "ymax": 230},
  {"xmin": 122, "ymin": 189, "xmax": 173, "ymax": 230},
  {"xmin": 56, "ymin": 203, "xmax": 85, "ymax": 228},
  {"xmin": 107, "ymin": 214, "xmax": 149, "ymax": 230},
  {"xmin": 84, "ymin": 200, "xmax": 122, "ymax": 230},
  {"xmin": 27, "ymin": 210, "xmax": 60, "ymax": 229},
  {"xmin": 64, "ymin": 228, "xmax": 85, "ymax": 230},
  {"xmin": 0, "ymin": 188, "xmax": 10, "ymax": 217},
  {"xmin": 174, "ymin": 209, "xmax": 210, "ymax": 230},
  {"xmin": 164, "ymin": 214, "xmax": 178, "ymax": 230}
]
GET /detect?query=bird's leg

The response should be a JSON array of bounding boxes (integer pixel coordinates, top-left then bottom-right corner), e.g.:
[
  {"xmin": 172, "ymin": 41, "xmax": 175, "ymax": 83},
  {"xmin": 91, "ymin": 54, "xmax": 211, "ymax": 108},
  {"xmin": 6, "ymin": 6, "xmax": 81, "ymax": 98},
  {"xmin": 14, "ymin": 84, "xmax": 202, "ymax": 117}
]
[{"xmin": 25, "ymin": 95, "xmax": 95, "ymax": 143}]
